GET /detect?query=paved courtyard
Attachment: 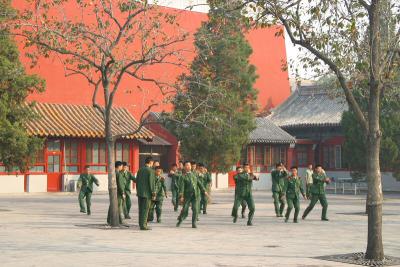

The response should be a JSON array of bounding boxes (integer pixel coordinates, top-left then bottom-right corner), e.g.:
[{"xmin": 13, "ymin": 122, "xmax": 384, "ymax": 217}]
[{"xmin": 0, "ymin": 190, "xmax": 399, "ymax": 267}]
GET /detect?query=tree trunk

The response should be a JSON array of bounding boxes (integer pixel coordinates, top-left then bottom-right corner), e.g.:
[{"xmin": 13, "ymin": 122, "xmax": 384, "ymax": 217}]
[
  {"xmin": 365, "ymin": 0, "xmax": 384, "ymax": 260},
  {"xmin": 365, "ymin": 134, "xmax": 384, "ymax": 260},
  {"xmin": 105, "ymin": 111, "xmax": 119, "ymax": 227}
]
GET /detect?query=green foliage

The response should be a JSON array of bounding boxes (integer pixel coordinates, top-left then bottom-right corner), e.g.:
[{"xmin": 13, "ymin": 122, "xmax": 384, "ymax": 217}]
[
  {"xmin": 342, "ymin": 90, "xmax": 400, "ymax": 180},
  {"xmin": 0, "ymin": 0, "xmax": 45, "ymax": 172},
  {"xmin": 169, "ymin": 0, "xmax": 258, "ymax": 172}
]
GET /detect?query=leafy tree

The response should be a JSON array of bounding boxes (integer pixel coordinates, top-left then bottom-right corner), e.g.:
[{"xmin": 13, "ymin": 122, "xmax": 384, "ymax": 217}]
[
  {"xmin": 169, "ymin": 0, "xmax": 258, "ymax": 172},
  {"xmin": 238, "ymin": 0, "xmax": 400, "ymax": 260},
  {"xmin": 343, "ymin": 89, "xmax": 400, "ymax": 181},
  {"xmin": 8, "ymin": 0, "xmax": 186, "ymax": 226},
  {"xmin": 0, "ymin": 0, "xmax": 44, "ymax": 172}
]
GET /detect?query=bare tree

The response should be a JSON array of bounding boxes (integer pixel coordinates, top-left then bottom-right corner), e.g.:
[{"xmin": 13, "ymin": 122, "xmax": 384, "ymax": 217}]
[
  {"xmin": 239, "ymin": 0, "xmax": 400, "ymax": 260},
  {"xmin": 7, "ymin": 0, "xmax": 187, "ymax": 226}
]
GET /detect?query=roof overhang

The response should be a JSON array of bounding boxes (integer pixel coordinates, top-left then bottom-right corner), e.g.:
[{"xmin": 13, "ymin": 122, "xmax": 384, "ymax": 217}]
[{"xmin": 26, "ymin": 102, "xmax": 154, "ymax": 140}]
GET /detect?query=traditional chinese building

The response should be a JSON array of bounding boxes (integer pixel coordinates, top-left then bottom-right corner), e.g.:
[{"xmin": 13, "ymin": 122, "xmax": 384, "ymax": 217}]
[
  {"xmin": 236, "ymin": 85, "xmax": 347, "ymax": 189},
  {"xmin": 0, "ymin": 103, "xmax": 154, "ymax": 193},
  {"xmin": 233, "ymin": 117, "xmax": 295, "ymax": 189},
  {"xmin": 268, "ymin": 85, "xmax": 348, "ymax": 171}
]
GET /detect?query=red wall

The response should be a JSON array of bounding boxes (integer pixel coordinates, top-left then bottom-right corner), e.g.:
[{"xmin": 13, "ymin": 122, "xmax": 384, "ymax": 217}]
[{"xmin": 13, "ymin": 3, "xmax": 290, "ymax": 117}]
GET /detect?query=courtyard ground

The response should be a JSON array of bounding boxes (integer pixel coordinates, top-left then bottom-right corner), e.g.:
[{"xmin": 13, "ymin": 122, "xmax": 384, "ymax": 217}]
[{"xmin": 0, "ymin": 190, "xmax": 399, "ymax": 267}]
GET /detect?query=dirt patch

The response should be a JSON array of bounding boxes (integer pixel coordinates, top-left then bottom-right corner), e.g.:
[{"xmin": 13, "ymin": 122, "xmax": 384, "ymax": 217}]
[{"xmin": 316, "ymin": 252, "xmax": 400, "ymax": 266}]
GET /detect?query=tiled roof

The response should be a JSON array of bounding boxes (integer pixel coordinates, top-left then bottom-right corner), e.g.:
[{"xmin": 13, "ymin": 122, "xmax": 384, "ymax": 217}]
[
  {"xmin": 268, "ymin": 85, "xmax": 348, "ymax": 128},
  {"xmin": 26, "ymin": 103, "xmax": 154, "ymax": 139},
  {"xmin": 249, "ymin": 117, "xmax": 295, "ymax": 144},
  {"xmin": 138, "ymin": 135, "xmax": 172, "ymax": 146}
]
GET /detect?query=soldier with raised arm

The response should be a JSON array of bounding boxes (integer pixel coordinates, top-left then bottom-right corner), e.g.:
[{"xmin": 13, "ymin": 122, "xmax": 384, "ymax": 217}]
[
  {"xmin": 302, "ymin": 164, "xmax": 331, "ymax": 221},
  {"xmin": 231, "ymin": 163, "xmax": 259, "ymax": 226},
  {"xmin": 271, "ymin": 162, "xmax": 288, "ymax": 217},
  {"xmin": 283, "ymin": 166, "xmax": 306, "ymax": 223}
]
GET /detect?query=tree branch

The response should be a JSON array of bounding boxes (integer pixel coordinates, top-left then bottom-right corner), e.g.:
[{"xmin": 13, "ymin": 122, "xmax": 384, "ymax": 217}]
[
  {"xmin": 92, "ymin": 79, "xmax": 104, "ymax": 117},
  {"xmin": 112, "ymin": 103, "xmax": 158, "ymax": 140},
  {"xmin": 14, "ymin": 33, "xmax": 102, "ymax": 69},
  {"xmin": 279, "ymin": 15, "xmax": 369, "ymax": 132},
  {"xmin": 358, "ymin": 0, "xmax": 371, "ymax": 11}
]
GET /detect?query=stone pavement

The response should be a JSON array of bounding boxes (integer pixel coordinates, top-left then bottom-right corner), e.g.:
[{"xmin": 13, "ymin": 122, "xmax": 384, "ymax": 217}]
[{"xmin": 0, "ymin": 190, "xmax": 399, "ymax": 267}]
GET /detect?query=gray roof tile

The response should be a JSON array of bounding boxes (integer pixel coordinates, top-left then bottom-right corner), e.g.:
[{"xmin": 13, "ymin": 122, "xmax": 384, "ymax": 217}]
[
  {"xmin": 268, "ymin": 85, "xmax": 348, "ymax": 128},
  {"xmin": 249, "ymin": 117, "xmax": 295, "ymax": 144}
]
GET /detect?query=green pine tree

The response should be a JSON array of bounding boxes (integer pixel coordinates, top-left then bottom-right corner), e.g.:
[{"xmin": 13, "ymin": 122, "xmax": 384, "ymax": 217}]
[
  {"xmin": 0, "ymin": 0, "xmax": 45, "ymax": 171},
  {"xmin": 170, "ymin": 0, "xmax": 258, "ymax": 172}
]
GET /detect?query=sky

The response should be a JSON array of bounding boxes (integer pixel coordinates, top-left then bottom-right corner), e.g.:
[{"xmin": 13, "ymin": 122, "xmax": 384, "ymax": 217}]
[{"xmin": 149, "ymin": 0, "xmax": 302, "ymax": 79}]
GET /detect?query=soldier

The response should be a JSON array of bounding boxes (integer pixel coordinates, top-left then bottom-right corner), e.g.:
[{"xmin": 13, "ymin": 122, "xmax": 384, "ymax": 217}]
[
  {"xmin": 178, "ymin": 161, "xmax": 184, "ymax": 173},
  {"xmin": 122, "ymin": 161, "xmax": 136, "ymax": 219},
  {"xmin": 168, "ymin": 163, "xmax": 181, "ymax": 212},
  {"xmin": 271, "ymin": 162, "xmax": 288, "ymax": 217},
  {"xmin": 148, "ymin": 166, "xmax": 168, "ymax": 223},
  {"xmin": 107, "ymin": 161, "xmax": 125, "ymax": 225},
  {"xmin": 198, "ymin": 163, "xmax": 212, "ymax": 214},
  {"xmin": 304, "ymin": 163, "xmax": 313, "ymax": 199},
  {"xmin": 136, "ymin": 157, "xmax": 156, "ymax": 230},
  {"xmin": 283, "ymin": 166, "xmax": 306, "ymax": 223},
  {"xmin": 153, "ymin": 160, "xmax": 160, "ymax": 169},
  {"xmin": 190, "ymin": 161, "xmax": 201, "ymax": 220},
  {"xmin": 77, "ymin": 165, "xmax": 99, "ymax": 215},
  {"xmin": 231, "ymin": 166, "xmax": 247, "ymax": 219},
  {"xmin": 176, "ymin": 161, "xmax": 208, "ymax": 228},
  {"xmin": 302, "ymin": 164, "xmax": 331, "ymax": 221},
  {"xmin": 231, "ymin": 163, "xmax": 259, "ymax": 226}
]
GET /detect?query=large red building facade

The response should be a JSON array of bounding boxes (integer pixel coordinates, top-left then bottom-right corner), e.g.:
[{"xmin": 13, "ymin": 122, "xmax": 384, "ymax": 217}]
[{"xmin": 15, "ymin": 5, "xmax": 290, "ymax": 116}]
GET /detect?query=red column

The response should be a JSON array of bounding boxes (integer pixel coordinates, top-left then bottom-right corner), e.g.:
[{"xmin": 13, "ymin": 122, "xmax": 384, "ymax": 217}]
[
  {"xmin": 24, "ymin": 174, "xmax": 27, "ymax": 192},
  {"xmin": 132, "ymin": 141, "xmax": 140, "ymax": 173},
  {"xmin": 80, "ymin": 139, "xmax": 86, "ymax": 173},
  {"xmin": 287, "ymin": 145, "xmax": 295, "ymax": 167}
]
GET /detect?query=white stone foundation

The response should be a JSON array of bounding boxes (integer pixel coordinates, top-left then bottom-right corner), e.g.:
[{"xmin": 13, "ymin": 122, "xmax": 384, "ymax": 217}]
[
  {"xmin": 0, "ymin": 175, "xmax": 25, "ymax": 193},
  {"xmin": 26, "ymin": 175, "xmax": 47, "ymax": 193}
]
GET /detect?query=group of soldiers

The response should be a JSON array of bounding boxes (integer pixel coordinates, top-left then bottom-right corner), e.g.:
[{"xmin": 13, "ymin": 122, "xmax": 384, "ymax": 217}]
[
  {"xmin": 231, "ymin": 162, "xmax": 330, "ymax": 226},
  {"xmin": 169, "ymin": 160, "xmax": 212, "ymax": 228},
  {"xmin": 77, "ymin": 158, "xmax": 331, "ymax": 230},
  {"xmin": 271, "ymin": 162, "xmax": 330, "ymax": 222},
  {"xmin": 77, "ymin": 157, "xmax": 213, "ymax": 230}
]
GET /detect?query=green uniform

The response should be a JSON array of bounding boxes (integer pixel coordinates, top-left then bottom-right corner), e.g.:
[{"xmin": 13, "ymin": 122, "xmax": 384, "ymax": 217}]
[
  {"xmin": 302, "ymin": 172, "xmax": 329, "ymax": 220},
  {"xmin": 271, "ymin": 169, "xmax": 288, "ymax": 217},
  {"xmin": 283, "ymin": 175, "xmax": 305, "ymax": 222},
  {"xmin": 136, "ymin": 165, "xmax": 156, "ymax": 230},
  {"xmin": 231, "ymin": 173, "xmax": 247, "ymax": 218},
  {"xmin": 198, "ymin": 172, "xmax": 212, "ymax": 214},
  {"xmin": 77, "ymin": 173, "xmax": 99, "ymax": 215},
  {"xmin": 148, "ymin": 175, "xmax": 167, "ymax": 223},
  {"xmin": 177, "ymin": 171, "xmax": 206, "ymax": 228},
  {"xmin": 194, "ymin": 171, "xmax": 201, "ymax": 220},
  {"xmin": 123, "ymin": 171, "xmax": 136, "ymax": 219},
  {"xmin": 231, "ymin": 172, "xmax": 256, "ymax": 226},
  {"xmin": 169, "ymin": 170, "xmax": 182, "ymax": 211},
  {"xmin": 107, "ymin": 171, "xmax": 126, "ymax": 224}
]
